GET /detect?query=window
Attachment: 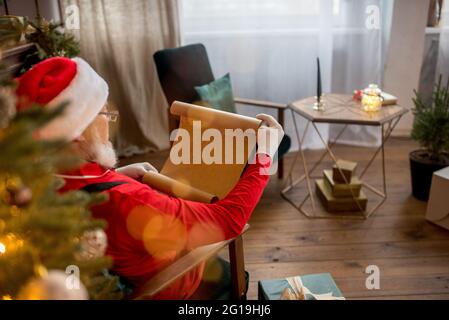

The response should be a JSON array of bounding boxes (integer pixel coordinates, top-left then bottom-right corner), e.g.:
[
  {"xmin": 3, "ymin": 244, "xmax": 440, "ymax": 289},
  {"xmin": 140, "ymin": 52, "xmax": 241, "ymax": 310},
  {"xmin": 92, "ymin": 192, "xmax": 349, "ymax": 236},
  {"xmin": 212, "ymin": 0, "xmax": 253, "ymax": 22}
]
[{"xmin": 181, "ymin": 0, "xmax": 343, "ymax": 34}]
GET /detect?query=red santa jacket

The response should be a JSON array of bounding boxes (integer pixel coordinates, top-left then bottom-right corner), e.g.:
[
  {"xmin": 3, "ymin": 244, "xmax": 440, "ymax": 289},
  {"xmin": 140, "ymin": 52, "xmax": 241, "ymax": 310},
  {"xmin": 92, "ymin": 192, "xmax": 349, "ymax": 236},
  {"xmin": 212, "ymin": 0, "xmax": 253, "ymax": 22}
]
[{"xmin": 59, "ymin": 155, "xmax": 271, "ymax": 299}]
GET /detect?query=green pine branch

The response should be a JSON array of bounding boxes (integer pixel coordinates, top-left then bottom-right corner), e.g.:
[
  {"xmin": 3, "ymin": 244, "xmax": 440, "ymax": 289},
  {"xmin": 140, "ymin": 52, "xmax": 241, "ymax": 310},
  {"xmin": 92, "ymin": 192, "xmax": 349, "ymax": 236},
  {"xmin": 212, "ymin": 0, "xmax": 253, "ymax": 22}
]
[
  {"xmin": 412, "ymin": 75, "xmax": 449, "ymax": 162},
  {"xmin": 0, "ymin": 73, "xmax": 121, "ymax": 299},
  {"xmin": 0, "ymin": 15, "xmax": 80, "ymax": 74}
]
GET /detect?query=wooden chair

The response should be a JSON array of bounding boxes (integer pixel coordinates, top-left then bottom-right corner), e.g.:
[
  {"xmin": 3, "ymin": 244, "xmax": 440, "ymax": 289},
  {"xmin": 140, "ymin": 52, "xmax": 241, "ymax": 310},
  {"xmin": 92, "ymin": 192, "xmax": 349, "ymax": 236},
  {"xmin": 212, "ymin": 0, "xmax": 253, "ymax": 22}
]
[
  {"xmin": 153, "ymin": 43, "xmax": 291, "ymax": 179},
  {"xmin": 135, "ymin": 224, "xmax": 250, "ymax": 300}
]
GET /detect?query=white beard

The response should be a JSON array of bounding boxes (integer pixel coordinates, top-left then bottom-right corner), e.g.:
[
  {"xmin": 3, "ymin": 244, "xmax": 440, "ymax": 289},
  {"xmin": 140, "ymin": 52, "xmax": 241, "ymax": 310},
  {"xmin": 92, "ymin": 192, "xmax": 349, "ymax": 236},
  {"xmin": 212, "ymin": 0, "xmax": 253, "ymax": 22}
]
[
  {"xmin": 76, "ymin": 139, "xmax": 118, "ymax": 169},
  {"xmin": 92, "ymin": 140, "xmax": 118, "ymax": 169}
]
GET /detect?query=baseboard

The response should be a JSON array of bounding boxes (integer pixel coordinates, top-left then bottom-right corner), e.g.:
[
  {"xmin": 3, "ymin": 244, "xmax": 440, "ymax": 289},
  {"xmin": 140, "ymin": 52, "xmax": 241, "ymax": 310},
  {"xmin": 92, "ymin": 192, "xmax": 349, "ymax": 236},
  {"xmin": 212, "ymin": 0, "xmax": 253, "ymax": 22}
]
[{"xmin": 391, "ymin": 128, "xmax": 411, "ymax": 138}]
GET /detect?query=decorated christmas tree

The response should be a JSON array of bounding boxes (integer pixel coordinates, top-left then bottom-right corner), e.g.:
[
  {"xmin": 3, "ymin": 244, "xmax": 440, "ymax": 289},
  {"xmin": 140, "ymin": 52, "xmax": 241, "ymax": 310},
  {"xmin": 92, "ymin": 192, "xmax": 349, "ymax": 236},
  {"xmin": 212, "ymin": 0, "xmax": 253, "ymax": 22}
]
[
  {"xmin": 0, "ymin": 64, "xmax": 122, "ymax": 300},
  {"xmin": 0, "ymin": 15, "xmax": 80, "ymax": 73}
]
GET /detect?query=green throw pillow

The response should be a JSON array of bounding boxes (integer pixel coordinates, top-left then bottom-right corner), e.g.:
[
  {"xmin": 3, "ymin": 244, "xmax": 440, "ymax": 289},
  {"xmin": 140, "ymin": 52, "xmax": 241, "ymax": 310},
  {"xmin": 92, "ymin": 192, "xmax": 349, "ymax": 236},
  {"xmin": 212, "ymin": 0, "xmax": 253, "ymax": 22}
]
[{"xmin": 194, "ymin": 73, "xmax": 236, "ymax": 113}]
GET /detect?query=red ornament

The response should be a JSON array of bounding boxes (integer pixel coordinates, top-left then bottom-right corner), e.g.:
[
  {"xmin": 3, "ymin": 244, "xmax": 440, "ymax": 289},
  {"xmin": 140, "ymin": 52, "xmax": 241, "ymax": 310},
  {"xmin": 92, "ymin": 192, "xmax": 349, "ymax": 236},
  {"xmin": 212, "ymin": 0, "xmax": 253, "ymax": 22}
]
[
  {"xmin": 5, "ymin": 185, "xmax": 32, "ymax": 207},
  {"xmin": 353, "ymin": 90, "xmax": 362, "ymax": 101}
]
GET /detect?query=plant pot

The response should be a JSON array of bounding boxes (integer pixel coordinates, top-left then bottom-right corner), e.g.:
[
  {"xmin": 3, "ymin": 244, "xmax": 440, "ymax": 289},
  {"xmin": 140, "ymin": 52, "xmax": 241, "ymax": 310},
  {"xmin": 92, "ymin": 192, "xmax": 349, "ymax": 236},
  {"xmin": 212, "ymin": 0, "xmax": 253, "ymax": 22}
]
[{"xmin": 409, "ymin": 150, "xmax": 449, "ymax": 201}]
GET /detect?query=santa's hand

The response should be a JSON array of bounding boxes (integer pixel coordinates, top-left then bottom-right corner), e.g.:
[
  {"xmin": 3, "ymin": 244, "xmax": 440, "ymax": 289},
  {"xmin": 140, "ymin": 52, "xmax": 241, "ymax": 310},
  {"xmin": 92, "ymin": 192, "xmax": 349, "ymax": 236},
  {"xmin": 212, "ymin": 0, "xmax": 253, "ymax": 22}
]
[
  {"xmin": 256, "ymin": 114, "xmax": 284, "ymax": 160},
  {"xmin": 116, "ymin": 162, "xmax": 158, "ymax": 180}
]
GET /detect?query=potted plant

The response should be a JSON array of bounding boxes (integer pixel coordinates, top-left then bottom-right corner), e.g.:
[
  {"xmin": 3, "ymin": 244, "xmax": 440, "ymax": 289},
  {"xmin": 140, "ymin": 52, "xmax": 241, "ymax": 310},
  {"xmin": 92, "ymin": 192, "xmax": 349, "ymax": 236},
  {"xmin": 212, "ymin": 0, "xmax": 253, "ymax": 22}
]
[{"xmin": 410, "ymin": 75, "xmax": 449, "ymax": 201}]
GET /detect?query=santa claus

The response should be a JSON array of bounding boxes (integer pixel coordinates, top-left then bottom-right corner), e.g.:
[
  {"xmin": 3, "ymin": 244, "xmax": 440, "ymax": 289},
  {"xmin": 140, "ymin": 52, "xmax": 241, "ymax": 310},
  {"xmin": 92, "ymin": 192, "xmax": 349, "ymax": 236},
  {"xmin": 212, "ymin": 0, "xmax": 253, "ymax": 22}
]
[{"xmin": 15, "ymin": 57, "xmax": 284, "ymax": 299}]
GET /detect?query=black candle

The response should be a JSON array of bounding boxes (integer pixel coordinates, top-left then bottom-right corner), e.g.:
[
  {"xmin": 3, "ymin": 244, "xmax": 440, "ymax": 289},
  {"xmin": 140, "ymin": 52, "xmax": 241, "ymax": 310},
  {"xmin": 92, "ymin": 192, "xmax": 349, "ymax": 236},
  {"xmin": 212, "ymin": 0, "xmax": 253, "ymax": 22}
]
[{"xmin": 317, "ymin": 57, "xmax": 322, "ymax": 103}]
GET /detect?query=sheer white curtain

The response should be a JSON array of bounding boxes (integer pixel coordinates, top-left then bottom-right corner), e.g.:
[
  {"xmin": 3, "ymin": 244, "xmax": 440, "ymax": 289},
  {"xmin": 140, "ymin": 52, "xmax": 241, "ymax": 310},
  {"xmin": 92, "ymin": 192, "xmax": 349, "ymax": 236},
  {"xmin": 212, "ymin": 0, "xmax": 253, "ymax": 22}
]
[{"xmin": 180, "ymin": 0, "xmax": 391, "ymax": 150}]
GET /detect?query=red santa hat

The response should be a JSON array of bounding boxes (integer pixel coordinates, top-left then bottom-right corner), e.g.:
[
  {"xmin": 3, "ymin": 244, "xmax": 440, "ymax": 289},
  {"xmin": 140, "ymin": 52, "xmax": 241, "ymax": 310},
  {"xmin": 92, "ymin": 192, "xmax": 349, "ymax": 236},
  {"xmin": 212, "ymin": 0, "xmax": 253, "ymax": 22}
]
[{"xmin": 16, "ymin": 57, "xmax": 109, "ymax": 141}]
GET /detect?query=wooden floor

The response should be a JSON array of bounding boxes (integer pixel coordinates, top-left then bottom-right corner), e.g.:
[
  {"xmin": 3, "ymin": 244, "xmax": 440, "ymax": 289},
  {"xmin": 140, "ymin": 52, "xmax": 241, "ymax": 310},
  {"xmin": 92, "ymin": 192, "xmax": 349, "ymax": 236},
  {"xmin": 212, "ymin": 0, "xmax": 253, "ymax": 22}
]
[{"xmin": 122, "ymin": 138, "xmax": 449, "ymax": 300}]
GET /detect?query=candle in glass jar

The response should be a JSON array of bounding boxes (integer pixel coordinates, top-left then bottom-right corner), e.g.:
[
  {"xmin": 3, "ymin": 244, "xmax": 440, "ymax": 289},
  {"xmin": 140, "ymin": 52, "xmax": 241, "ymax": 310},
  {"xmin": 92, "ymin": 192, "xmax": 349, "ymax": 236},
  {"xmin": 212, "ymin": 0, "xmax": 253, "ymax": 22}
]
[{"xmin": 361, "ymin": 84, "xmax": 383, "ymax": 112}]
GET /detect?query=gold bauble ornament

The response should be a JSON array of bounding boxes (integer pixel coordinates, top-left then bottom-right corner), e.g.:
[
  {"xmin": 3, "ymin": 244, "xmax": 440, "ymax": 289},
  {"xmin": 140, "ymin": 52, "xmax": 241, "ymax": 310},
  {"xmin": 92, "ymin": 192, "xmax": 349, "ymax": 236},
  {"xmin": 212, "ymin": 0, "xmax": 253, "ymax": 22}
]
[
  {"xmin": 78, "ymin": 229, "xmax": 107, "ymax": 260},
  {"xmin": 6, "ymin": 185, "xmax": 32, "ymax": 207}
]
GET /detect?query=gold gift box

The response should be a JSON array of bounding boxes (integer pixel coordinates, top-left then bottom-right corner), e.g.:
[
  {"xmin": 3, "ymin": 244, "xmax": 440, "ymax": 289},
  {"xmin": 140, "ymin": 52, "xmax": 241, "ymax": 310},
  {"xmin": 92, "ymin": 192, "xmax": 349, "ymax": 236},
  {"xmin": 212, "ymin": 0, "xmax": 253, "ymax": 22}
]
[
  {"xmin": 315, "ymin": 179, "xmax": 367, "ymax": 212},
  {"xmin": 323, "ymin": 170, "xmax": 362, "ymax": 198}
]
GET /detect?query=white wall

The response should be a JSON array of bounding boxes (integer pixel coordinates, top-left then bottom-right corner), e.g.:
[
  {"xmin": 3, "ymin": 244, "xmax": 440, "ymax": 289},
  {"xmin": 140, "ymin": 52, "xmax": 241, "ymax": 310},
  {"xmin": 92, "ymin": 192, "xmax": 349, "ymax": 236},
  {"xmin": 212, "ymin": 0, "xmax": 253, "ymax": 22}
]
[{"xmin": 384, "ymin": 0, "xmax": 430, "ymax": 136}]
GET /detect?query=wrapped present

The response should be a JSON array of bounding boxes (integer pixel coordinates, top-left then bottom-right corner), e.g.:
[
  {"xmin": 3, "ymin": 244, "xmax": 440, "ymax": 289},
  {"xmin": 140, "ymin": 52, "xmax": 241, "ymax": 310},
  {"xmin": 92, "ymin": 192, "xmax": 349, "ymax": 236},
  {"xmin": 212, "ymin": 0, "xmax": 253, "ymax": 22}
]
[
  {"xmin": 323, "ymin": 170, "xmax": 362, "ymax": 198},
  {"xmin": 332, "ymin": 160, "xmax": 357, "ymax": 183},
  {"xmin": 258, "ymin": 273, "xmax": 344, "ymax": 300},
  {"xmin": 381, "ymin": 92, "xmax": 398, "ymax": 106},
  {"xmin": 353, "ymin": 89, "xmax": 398, "ymax": 106},
  {"xmin": 316, "ymin": 179, "xmax": 367, "ymax": 212},
  {"xmin": 426, "ymin": 166, "xmax": 449, "ymax": 231}
]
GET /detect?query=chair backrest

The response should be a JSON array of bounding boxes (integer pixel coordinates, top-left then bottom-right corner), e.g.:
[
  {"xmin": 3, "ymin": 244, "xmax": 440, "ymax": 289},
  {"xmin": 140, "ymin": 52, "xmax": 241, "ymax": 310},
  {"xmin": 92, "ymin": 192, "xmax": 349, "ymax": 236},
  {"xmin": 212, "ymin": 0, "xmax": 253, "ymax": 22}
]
[{"xmin": 153, "ymin": 43, "xmax": 215, "ymax": 106}]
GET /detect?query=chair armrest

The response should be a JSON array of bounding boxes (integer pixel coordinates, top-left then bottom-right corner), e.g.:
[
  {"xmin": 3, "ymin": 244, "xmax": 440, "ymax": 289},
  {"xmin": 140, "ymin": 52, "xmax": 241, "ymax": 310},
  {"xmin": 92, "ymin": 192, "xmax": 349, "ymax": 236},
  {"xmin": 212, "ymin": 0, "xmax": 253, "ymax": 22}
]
[
  {"xmin": 234, "ymin": 97, "xmax": 288, "ymax": 179},
  {"xmin": 134, "ymin": 224, "xmax": 250, "ymax": 299},
  {"xmin": 234, "ymin": 97, "xmax": 287, "ymax": 110}
]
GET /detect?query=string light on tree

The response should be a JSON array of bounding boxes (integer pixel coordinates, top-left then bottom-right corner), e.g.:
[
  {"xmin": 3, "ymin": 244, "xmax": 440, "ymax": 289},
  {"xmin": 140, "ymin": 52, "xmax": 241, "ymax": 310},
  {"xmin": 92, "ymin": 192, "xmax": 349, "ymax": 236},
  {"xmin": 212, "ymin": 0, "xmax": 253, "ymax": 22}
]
[{"xmin": 0, "ymin": 242, "xmax": 6, "ymax": 255}]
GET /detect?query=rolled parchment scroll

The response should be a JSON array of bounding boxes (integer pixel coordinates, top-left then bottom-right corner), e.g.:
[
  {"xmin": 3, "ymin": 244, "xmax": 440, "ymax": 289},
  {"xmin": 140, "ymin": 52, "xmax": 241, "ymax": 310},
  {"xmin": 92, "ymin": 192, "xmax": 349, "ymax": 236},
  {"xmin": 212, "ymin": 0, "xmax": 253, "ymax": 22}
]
[{"xmin": 142, "ymin": 101, "xmax": 261, "ymax": 202}]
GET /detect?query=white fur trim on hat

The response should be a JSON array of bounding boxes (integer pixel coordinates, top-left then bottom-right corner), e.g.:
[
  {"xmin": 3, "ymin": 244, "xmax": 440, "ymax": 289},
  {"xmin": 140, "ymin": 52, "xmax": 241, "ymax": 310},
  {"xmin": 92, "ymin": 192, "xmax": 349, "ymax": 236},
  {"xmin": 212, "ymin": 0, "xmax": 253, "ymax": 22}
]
[{"xmin": 38, "ymin": 58, "xmax": 109, "ymax": 142}]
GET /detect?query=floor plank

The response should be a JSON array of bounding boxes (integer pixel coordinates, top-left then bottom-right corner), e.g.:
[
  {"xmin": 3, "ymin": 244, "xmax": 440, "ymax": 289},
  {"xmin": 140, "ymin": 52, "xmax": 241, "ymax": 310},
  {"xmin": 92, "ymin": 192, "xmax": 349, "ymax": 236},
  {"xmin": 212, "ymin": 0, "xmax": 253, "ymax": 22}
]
[
  {"xmin": 246, "ymin": 256, "xmax": 449, "ymax": 280},
  {"xmin": 123, "ymin": 138, "xmax": 449, "ymax": 300},
  {"xmin": 244, "ymin": 224, "xmax": 449, "ymax": 247},
  {"xmin": 244, "ymin": 138, "xmax": 449, "ymax": 299}
]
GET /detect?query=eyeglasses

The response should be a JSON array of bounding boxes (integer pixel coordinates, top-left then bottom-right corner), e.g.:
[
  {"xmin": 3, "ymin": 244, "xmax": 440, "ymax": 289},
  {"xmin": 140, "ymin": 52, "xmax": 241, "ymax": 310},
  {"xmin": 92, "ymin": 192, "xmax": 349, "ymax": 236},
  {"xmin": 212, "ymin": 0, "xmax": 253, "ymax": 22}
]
[{"xmin": 99, "ymin": 110, "xmax": 119, "ymax": 122}]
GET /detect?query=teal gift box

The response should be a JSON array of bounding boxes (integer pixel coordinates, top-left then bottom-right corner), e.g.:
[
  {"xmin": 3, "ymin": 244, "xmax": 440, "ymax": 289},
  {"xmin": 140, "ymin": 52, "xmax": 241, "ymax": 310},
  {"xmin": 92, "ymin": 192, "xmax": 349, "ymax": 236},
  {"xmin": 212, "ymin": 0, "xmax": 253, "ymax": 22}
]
[{"xmin": 258, "ymin": 273, "xmax": 344, "ymax": 300}]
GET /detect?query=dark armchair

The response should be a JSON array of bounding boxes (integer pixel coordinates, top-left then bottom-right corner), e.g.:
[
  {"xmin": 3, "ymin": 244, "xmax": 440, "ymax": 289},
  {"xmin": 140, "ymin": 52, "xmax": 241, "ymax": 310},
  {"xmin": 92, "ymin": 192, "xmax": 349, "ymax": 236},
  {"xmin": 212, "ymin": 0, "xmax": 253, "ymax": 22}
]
[{"xmin": 153, "ymin": 43, "xmax": 290, "ymax": 179}]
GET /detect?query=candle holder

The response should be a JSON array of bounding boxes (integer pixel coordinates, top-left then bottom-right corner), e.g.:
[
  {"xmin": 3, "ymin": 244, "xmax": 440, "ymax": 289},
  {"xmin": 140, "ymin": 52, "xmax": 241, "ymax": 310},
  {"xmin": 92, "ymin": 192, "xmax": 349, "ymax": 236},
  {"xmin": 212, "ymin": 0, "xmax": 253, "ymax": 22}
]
[
  {"xmin": 313, "ymin": 96, "xmax": 325, "ymax": 111},
  {"xmin": 315, "ymin": 57, "xmax": 324, "ymax": 111}
]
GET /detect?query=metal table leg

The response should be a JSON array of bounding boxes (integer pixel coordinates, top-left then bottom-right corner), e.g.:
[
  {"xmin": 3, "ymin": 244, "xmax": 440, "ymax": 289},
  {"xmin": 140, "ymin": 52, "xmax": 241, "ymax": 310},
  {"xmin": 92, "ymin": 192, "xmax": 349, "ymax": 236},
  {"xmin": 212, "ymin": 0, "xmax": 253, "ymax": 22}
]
[{"xmin": 281, "ymin": 113, "xmax": 404, "ymax": 219}]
